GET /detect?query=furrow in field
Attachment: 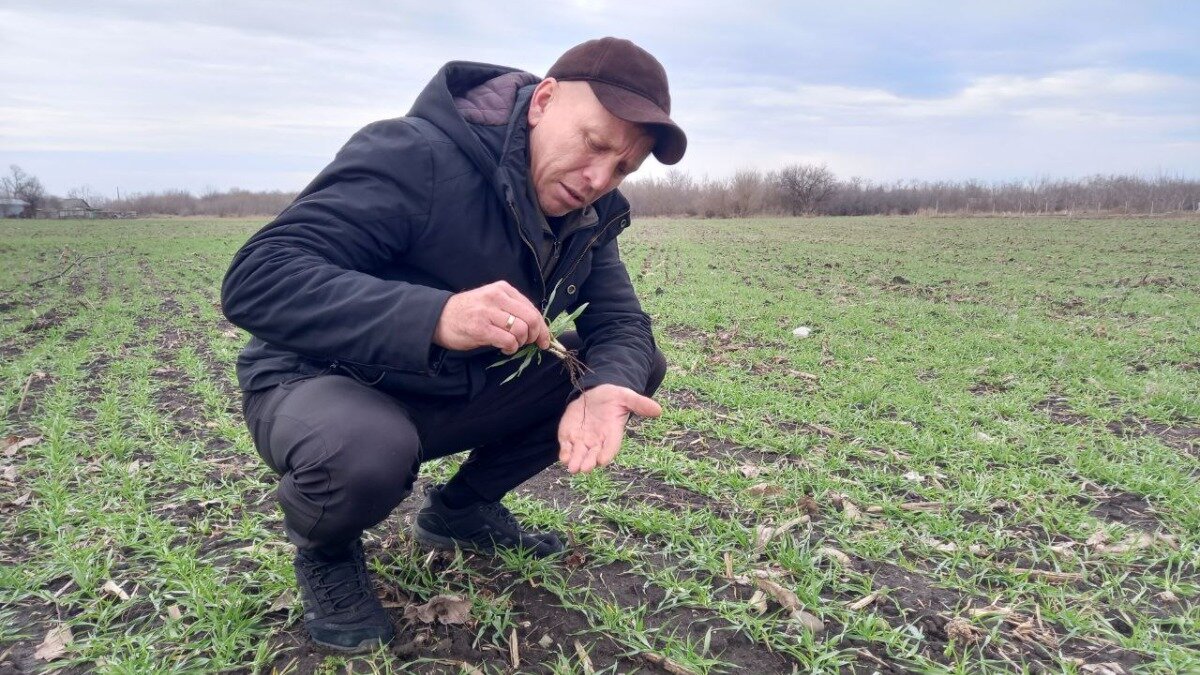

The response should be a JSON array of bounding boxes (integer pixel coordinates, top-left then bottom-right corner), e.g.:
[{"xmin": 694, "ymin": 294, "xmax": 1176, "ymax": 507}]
[
  {"xmin": 366, "ymin": 475, "xmax": 642, "ymax": 674},
  {"xmin": 624, "ymin": 417, "xmax": 1156, "ymax": 667},
  {"xmin": 384, "ymin": 460, "xmax": 811, "ymax": 673},
  {"xmin": 0, "ymin": 289, "xmax": 164, "ymax": 672},
  {"xmin": 1037, "ymin": 394, "xmax": 1200, "ymax": 460}
]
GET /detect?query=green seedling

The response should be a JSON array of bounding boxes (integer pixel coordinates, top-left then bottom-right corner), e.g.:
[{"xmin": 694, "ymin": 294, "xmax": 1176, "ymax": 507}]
[{"xmin": 489, "ymin": 280, "xmax": 590, "ymax": 387}]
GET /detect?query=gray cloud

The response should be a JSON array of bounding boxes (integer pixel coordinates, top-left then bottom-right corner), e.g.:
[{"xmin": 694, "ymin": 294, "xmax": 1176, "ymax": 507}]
[{"xmin": 1, "ymin": 1, "xmax": 1196, "ymax": 195}]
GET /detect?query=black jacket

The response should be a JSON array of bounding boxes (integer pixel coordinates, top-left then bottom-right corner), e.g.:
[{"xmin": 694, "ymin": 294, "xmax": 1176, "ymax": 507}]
[{"xmin": 220, "ymin": 61, "xmax": 656, "ymax": 400}]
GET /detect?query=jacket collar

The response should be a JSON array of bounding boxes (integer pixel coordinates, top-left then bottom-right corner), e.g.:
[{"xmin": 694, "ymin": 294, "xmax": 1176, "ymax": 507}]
[{"xmin": 407, "ymin": 60, "xmax": 521, "ymax": 194}]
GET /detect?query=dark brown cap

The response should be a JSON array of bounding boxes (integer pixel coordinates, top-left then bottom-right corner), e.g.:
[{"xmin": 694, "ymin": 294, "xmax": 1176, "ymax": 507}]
[{"xmin": 547, "ymin": 37, "xmax": 687, "ymax": 165}]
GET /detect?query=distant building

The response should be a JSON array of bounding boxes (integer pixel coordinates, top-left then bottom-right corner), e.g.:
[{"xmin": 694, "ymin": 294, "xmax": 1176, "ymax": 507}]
[
  {"xmin": 1, "ymin": 198, "xmax": 29, "ymax": 217},
  {"xmin": 57, "ymin": 198, "xmax": 97, "ymax": 218},
  {"xmin": 39, "ymin": 198, "xmax": 137, "ymax": 220}
]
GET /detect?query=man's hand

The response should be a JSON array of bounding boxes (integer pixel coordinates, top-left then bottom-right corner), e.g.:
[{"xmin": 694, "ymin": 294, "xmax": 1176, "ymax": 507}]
[
  {"xmin": 558, "ymin": 384, "xmax": 663, "ymax": 474},
  {"xmin": 433, "ymin": 281, "xmax": 551, "ymax": 355}
]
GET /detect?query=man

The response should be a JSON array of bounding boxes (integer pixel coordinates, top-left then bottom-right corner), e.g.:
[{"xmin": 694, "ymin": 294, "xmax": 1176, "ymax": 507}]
[{"xmin": 221, "ymin": 37, "xmax": 686, "ymax": 652}]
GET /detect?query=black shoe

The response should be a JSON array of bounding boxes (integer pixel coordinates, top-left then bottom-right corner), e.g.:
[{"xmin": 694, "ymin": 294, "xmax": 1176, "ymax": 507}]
[
  {"xmin": 412, "ymin": 484, "xmax": 565, "ymax": 558},
  {"xmin": 293, "ymin": 539, "xmax": 395, "ymax": 653}
]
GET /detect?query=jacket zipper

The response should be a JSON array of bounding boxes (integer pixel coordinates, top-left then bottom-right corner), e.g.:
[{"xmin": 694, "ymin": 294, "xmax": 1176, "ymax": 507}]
[
  {"xmin": 557, "ymin": 209, "xmax": 630, "ymax": 285},
  {"xmin": 328, "ymin": 359, "xmax": 386, "ymax": 385},
  {"xmin": 506, "ymin": 192, "xmax": 549, "ymax": 311}
]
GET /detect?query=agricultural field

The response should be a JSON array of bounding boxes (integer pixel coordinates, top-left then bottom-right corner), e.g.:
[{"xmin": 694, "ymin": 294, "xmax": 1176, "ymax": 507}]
[{"xmin": 1, "ymin": 215, "xmax": 1198, "ymax": 674}]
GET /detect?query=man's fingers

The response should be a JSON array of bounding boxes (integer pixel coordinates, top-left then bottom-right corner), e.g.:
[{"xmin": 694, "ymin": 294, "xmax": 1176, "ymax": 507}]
[
  {"xmin": 490, "ymin": 308, "xmax": 531, "ymax": 346},
  {"xmin": 491, "ymin": 280, "xmax": 522, "ymax": 299},
  {"xmin": 578, "ymin": 446, "xmax": 600, "ymax": 474},
  {"xmin": 596, "ymin": 444, "xmax": 618, "ymax": 468},
  {"xmin": 483, "ymin": 325, "xmax": 521, "ymax": 355},
  {"xmin": 568, "ymin": 443, "xmax": 600, "ymax": 474},
  {"xmin": 497, "ymin": 297, "xmax": 546, "ymax": 348},
  {"xmin": 622, "ymin": 391, "xmax": 663, "ymax": 418},
  {"xmin": 496, "ymin": 284, "xmax": 541, "ymax": 315},
  {"xmin": 528, "ymin": 318, "xmax": 551, "ymax": 350},
  {"xmin": 567, "ymin": 443, "xmax": 586, "ymax": 473},
  {"xmin": 487, "ymin": 281, "xmax": 556, "ymax": 351}
]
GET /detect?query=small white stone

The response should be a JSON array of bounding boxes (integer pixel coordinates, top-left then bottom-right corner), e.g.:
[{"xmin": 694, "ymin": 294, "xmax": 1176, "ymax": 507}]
[
  {"xmin": 792, "ymin": 326, "xmax": 813, "ymax": 338},
  {"xmin": 538, "ymin": 634, "xmax": 554, "ymax": 648},
  {"xmin": 975, "ymin": 431, "xmax": 994, "ymax": 442},
  {"xmin": 903, "ymin": 471, "xmax": 924, "ymax": 482}
]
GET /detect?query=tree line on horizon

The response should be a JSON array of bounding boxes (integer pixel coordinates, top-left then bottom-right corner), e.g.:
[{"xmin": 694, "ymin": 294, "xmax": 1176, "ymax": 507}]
[
  {"xmin": 622, "ymin": 167, "xmax": 1200, "ymax": 217},
  {"xmin": 4, "ymin": 163, "xmax": 1198, "ymax": 219}
]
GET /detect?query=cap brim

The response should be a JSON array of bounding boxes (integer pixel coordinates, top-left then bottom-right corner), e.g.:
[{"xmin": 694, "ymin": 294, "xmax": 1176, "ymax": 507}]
[{"xmin": 586, "ymin": 81, "xmax": 687, "ymax": 165}]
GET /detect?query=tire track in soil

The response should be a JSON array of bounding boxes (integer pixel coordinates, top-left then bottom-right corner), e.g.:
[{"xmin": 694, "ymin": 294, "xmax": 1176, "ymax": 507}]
[
  {"xmin": 164, "ymin": 293, "xmax": 242, "ymax": 403},
  {"xmin": 0, "ymin": 307, "xmax": 160, "ymax": 675},
  {"xmin": 326, "ymin": 478, "xmax": 644, "ymax": 675},
  {"xmin": 857, "ymin": 556, "xmax": 1146, "ymax": 674},
  {"xmin": 140, "ymin": 311, "xmax": 336, "ymax": 673},
  {"xmin": 389, "ymin": 466, "xmax": 802, "ymax": 673},
  {"xmin": 639, "ymin": 390, "xmax": 1152, "ymax": 672},
  {"xmin": 1037, "ymin": 394, "xmax": 1200, "ymax": 460},
  {"xmin": 138, "ymin": 313, "xmax": 627, "ymax": 673},
  {"xmin": 513, "ymin": 462, "xmax": 824, "ymax": 671},
  {"xmin": 596, "ymin": 461, "xmax": 963, "ymax": 672},
  {"xmin": 1036, "ymin": 395, "xmax": 1193, "ymax": 531},
  {"xmin": 590, "ymin": 506, "xmax": 809, "ymax": 671},
  {"xmin": 3, "ymin": 251, "xmax": 115, "ymax": 363},
  {"xmin": 147, "ymin": 320, "xmax": 272, "ymax": 527},
  {"xmin": 137, "ymin": 291, "xmax": 572, "ymax": 672}
]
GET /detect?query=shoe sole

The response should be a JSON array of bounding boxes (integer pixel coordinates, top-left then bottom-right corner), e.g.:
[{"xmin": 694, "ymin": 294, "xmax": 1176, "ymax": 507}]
[
  {"xmin": 412, "ymin": 522, "xmax": 567, "ymax": 559},
  {"xmin": 310, "ymin": 635, "xmax": 391, "ymax": 654},
  {"xmin": 412, "ymin": 522, "xmax": 497, "ymax": 555}
]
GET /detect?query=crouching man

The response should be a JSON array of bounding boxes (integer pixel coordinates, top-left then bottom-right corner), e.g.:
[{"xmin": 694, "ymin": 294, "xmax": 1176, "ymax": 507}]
[{"xmin": 220, "ymin": 37, "xmax": 687, "ymax": 652}]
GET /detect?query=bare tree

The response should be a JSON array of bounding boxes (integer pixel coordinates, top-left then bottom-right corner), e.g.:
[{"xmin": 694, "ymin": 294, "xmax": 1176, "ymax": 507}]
[
  {"xmin": 2, "ymin": 165, "xmax": 46, "ymax": 217},
  {"xmin": 728, "ymin": 168, "xmax": 767, "ymax": 217},
  {"xmin": 105, "ymin": 187, "xmax": 297, "ymax": 217},
  {"xmin": 774, "ymin": 163, "xmax": 837, "ymax": 215},
  {"xmin": 622, "ymin": 168, "xmax": 1199, "ymax": 218}
]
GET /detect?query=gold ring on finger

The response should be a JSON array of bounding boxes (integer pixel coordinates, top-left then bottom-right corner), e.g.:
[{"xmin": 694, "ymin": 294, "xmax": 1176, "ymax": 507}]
[{"xmin": 505, "ymin": 313, "xmax": 516, "ymax": 331}]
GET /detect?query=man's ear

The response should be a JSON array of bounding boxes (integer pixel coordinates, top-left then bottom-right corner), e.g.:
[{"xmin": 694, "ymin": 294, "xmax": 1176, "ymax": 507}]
[{"xmin": 528, "ymin": 78, "xmax": 557, "ymax": 128}]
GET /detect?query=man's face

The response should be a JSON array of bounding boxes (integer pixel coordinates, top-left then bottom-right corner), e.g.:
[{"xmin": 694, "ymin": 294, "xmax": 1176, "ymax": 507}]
[{"xmin": 527, "ymin": 80, "xmax": 655, "ymax": 217}]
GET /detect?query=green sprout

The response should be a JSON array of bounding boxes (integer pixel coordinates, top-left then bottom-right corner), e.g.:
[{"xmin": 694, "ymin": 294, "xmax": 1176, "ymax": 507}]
[{"xmin": 489, "ymin": 280, "xmax": 589, "ymax": 386}]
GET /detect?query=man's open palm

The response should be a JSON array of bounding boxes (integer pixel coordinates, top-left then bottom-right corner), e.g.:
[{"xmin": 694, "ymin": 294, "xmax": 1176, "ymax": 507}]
[{"xmin": 558, "ymin": 384, "xmax": 662, "ymax": 474}]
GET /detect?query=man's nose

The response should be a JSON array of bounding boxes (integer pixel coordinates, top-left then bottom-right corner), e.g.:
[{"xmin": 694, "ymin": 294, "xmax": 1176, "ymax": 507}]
[{"xmin": 582, "ymin": 162, "xmax": 615, "ymax": 196}]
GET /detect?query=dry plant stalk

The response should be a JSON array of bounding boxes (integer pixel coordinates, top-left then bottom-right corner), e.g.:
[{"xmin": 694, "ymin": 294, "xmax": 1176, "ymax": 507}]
[{"xmin": 640, "ymin": 651, "xmax": 700, "ymax": 675}]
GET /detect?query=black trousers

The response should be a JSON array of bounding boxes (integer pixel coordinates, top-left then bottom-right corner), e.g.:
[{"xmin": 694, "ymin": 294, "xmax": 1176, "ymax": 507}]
[{"xmin": 241, "ymin": 332, "xmax": 667, "ymax": 551}]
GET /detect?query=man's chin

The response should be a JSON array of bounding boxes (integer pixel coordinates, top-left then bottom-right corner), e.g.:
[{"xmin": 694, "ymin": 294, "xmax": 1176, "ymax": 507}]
[{"xmin": 541, "ymin": 200, "xmax": 572, "ymax": 218}]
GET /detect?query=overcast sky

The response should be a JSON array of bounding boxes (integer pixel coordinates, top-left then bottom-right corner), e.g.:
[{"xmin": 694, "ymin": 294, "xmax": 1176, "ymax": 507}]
[{"xmin": 2, "ymin": 1, "xmax": 1197, "ymax": 197}]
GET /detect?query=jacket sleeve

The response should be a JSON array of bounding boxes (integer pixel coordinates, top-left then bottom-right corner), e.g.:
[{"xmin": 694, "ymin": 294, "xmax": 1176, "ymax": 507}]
[
  {"xmin": 573, "ymin": 234, "xmax": 657, "ymax": 394},
  {"xmin": 220, "ymin": 119, "xmax": 453, "ymax": 375}
]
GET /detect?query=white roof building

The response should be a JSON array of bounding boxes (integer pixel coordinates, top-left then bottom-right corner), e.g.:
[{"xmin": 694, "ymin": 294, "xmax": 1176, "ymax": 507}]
[{"xmin": 0, "ymin": 198, "xmax": 29, "ymax": 217}]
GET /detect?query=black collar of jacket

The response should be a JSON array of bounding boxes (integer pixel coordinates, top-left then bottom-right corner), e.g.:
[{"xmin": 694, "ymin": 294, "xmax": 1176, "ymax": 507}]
[{"xmin": 408, "ymin": 60, "xmax": 518, "ymax": 191}]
